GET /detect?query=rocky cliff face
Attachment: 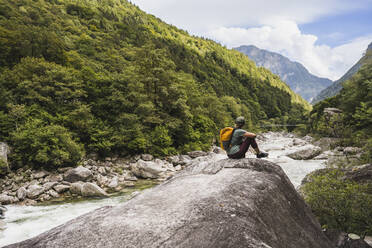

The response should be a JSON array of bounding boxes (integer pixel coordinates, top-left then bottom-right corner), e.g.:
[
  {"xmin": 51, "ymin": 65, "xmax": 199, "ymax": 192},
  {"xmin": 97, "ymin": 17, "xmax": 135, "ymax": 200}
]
[
  {"xmin": 6, "ymin": 158, "xmax": 333, "ymax": 248},
  {"xmin": 235, "ymin": 45, "xmax": 332, "ymax": 102}
]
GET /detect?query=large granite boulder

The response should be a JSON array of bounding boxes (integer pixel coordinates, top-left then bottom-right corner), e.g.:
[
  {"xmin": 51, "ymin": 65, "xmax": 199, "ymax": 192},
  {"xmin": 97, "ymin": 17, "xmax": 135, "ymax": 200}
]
[
  {"xmin": 64, "ymin": 166, "xmax": 92, "ymax": 183},
  {"xmin": 287, "ymin": 145, "xmax": 322, "ymax": 160},
  {"xmin": 131, "ymin": 159, "xmax": 174, "ymax": 179},
  {"xmin": 7, "ymin": 158, "xmax": 332, "ymax": 248}
]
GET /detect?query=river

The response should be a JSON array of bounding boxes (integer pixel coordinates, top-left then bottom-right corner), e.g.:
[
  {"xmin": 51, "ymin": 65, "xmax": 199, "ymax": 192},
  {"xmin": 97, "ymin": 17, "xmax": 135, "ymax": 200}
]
[{"xmin": 0, "ymin": 132, "xmax": 327, "ymax": 247}]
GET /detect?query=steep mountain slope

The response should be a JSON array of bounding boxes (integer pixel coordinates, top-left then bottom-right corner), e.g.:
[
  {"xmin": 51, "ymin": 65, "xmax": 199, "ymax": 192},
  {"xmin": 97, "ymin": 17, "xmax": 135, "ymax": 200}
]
[
  {"xmin": 0, "ymin": 0, "xmax": 309, "ymax": 170},
  {"xmin": 312, "ymin": 42, "xmax": 372, "ymax": 103},
  {"xmin": 309, "ymin": 48, "xmax": 372, "ymax": 160},
  {"xmin": 235, "ymin": 45, "xmax": 332, "ymax": 102}
]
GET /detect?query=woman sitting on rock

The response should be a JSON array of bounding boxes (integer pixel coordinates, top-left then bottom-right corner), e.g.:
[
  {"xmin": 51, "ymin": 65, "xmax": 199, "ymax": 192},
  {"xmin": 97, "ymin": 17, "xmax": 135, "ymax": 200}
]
[{"xmin": 227, "ymin": 117, "xmax": 268, "ymax": 159}]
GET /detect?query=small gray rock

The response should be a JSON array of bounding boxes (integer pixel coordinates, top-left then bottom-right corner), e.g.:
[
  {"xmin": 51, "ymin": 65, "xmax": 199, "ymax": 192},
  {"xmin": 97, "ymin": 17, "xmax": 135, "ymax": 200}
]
[
  {"xmin": 48, "ymin": 190, "xmax": 59, "ymax": 198},
  {"xmin": 44, "ymin": 174, "xmax": 63, "ymax": 183},
  {"xmin": 43, "ymin": 182, "xmax": 58, "ymax": 191},
  {"xmin": 70, "ymin": 182, "xmax": 84, "ymax": 195},
  {"xmin": 17, "ymin": 187, "xmax": 27, "ymax": 201},
  {"xmin": 141, "ymin": 154, "xmax": 154, "ymax": 161},
  {"xmin": 343, "ymin": 147, "xmax": 362, "ymax": 155},
  {"xmin": 107, "ymin": 177, "xmax": 118, "ymax": 189},
  {"xmin": 64, "ymin": 166, "xmax": 93, "ymax": 183},
  {"xmin": 34, "ymin": 171, "xmax": 49, "ymax": 179},
  {"xmin": 0, "ymin": 194, "xmax": 17, "ymax": 205},
  {"xmin": 187, "ymin": 151, "xmax": 208, "ymax": 158},
  {"xmin": 53, "ymin": 184, "xmax": 70, "ymax": 194},
  {"xmin": 27, "ymin": 184, "xmax": 45, "ymax": 199},
  {"xmin": 97, "ymin": 167, "xmax": 107, "ymax": 175},
  {"xmin": 81, "ymin": 183, "xmax": 108, "ymax": 197}
]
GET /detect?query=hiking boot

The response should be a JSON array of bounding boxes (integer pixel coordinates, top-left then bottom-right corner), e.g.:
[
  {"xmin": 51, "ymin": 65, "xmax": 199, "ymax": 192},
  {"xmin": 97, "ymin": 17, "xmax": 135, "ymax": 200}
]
[{"xmin": 256, "ymin": 152, "xmax": 268, "ymax": 158}]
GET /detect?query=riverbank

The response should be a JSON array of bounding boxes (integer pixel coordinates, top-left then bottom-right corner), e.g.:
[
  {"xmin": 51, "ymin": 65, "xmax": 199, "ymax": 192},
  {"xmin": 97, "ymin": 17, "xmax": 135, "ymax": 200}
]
[
  {"xmin": 3, "ymin": 131, "xmax": 369, "ymax": 247},
  {"xmin": 0, "ymin": 149, "xmax": 221, "ymax": 206},
  {"xmin": 0, "ymin": 132, "xmax": 329, "ymax": 246}
]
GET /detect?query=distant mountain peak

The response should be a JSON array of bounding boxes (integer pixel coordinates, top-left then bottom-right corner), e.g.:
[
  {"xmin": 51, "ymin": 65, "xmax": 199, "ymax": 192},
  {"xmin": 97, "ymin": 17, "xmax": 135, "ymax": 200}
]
[
  {"xmin": 367, "ymin": 42, "xmax": 372, "ymax": 51},
  {"xmin": 235, "ymin": 45, "xmax": 332, "ymax": 102}
]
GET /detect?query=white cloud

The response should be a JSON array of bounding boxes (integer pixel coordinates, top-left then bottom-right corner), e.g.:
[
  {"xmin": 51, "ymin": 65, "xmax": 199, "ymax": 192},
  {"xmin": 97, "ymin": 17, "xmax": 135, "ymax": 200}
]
[
  {"xmin": 208, "ymin": 21, "xmax": 372, "ymax": 80},
  {"xmin": 131, "ymin": 0, "xmax": 372, "ymax": 80},
  {"xmin": 131, "ymin": 0, "xmax": 368, "ymax": 34}
]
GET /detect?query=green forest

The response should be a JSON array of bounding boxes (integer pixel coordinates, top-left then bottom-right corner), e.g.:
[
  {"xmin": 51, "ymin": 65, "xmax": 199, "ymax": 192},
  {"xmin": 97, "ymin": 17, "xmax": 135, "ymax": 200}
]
[
  {"xmin": 0, "ymin": 0, "xmax": 309, "ymax": 171},
  {"xmin": 304, "ymin": 48, "xmax": 372, "ymax": 236},
  {"xmin": 308, "ymin": 48, "xmax": 372, "ymax": 164}
]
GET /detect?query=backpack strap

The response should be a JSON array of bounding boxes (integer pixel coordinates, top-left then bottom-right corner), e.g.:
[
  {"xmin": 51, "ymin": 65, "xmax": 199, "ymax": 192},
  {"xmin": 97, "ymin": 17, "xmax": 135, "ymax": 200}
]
[{"xmin": 228, "ymin": 128, "xmax": 236, "ymax": 149}]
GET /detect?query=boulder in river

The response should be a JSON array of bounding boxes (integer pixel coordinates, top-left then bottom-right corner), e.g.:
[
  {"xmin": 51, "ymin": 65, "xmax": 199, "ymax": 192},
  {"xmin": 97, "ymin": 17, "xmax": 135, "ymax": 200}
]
[
  {"xmin": 64, "ymin": 166, "xmax": 92, "ymax": 183},
  {"xmin": 7, "ymin": 158, "xmax": 333, "ymax": 248},
  {"xmin": 287, "ymin": 145, "xmax": 322, "ymax": 160}
]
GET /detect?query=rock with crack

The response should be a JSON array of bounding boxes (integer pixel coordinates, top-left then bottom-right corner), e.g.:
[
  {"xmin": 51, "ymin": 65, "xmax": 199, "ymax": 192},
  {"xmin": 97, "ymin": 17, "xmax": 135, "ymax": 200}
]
[
  {"xmin": 6, "ymin": 158, "xmax": 333, "ymax": 248},
  {"xmin": 287, "ymin": 145, "xmax": 322, "ymax": 160}
]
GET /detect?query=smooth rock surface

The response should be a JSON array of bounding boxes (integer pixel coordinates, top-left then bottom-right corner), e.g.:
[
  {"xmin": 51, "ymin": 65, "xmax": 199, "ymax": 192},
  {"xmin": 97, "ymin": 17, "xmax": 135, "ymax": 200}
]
[
  {"xmin": 7, "ymin": 158, "xmax": 333, "ymax": 248},
  {"xmin": 53, "ymin": 185, "xmax": 70, "ymax": 194},
  {"xmin": 16, "ymin": 187, "xmax": 27, "ymax": 201},
  {"xmin": 81, "ymin": 183, "xmax": 108, "ymax": 197},
  {"xmin": 0, "ymin": 194, "xmax": 17, "ymax": 205},
  {"xmin": 26, "ymin": 185, "xmax": 45, "ymax": 199},
  {"xmin": 64, "ymin": 166, "xmax": 92, "ymax": 183},
  {"xmin": 187, "ymin": 150, "xmax": 208, "ymax": 158},
  {"xmin": 287, "ymin": 145, "xmax": 322, "ymax": 160},
  {"xmin": 131, "ymin": 159, "xmax": 169, "ymax": 179}
]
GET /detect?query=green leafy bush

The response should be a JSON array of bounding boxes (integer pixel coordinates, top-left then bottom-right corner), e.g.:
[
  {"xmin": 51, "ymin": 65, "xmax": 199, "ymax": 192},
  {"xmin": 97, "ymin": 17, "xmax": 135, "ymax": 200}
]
[
  {"xmin": 303, "ymin": 170, "xmax": 372, "ymax": 236},
  {"xmin": 10, "ymin": 119, "xmax": 84, "ymax": 169},
  {"xmin": 0, "ymin": 158, "xmax": 8, "ymax": 175}
]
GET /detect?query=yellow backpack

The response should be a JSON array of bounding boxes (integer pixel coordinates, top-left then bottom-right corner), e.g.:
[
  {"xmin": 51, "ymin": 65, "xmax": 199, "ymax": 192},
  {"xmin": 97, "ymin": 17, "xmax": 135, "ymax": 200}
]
[{"xmin": 219, "ymin": 127, "xmax": 235, "ymax": 150}]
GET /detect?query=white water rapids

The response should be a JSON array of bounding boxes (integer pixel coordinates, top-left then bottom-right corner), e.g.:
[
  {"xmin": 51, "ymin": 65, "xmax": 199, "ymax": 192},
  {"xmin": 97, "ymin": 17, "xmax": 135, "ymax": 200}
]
[{"xmin": 0, "ymin": 132, "xmax": 327, "ymax": 247}]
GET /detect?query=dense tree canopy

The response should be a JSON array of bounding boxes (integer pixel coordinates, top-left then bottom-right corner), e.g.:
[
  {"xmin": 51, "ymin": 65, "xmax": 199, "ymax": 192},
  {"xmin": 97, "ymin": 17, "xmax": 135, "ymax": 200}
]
[
  {"xmin": 0, "ymin": 0, "xmax": 309, "ymax": 170},
  {"xmin": 308, "ymin": 49, "xmax": 372, "ymax": 163}
]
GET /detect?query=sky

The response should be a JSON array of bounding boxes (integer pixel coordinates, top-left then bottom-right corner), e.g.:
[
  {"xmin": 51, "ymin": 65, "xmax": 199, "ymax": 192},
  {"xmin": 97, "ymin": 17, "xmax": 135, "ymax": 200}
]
[{"xmin": 130, "ymin": 0, "xmax": 372, "ymax": 81}]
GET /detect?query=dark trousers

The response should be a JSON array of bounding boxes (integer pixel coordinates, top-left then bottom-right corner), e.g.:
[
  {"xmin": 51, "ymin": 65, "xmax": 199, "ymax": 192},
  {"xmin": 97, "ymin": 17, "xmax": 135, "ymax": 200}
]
[{"xmin": 228, "ymin": 137, "xmax": 258, "ymax": 159}]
